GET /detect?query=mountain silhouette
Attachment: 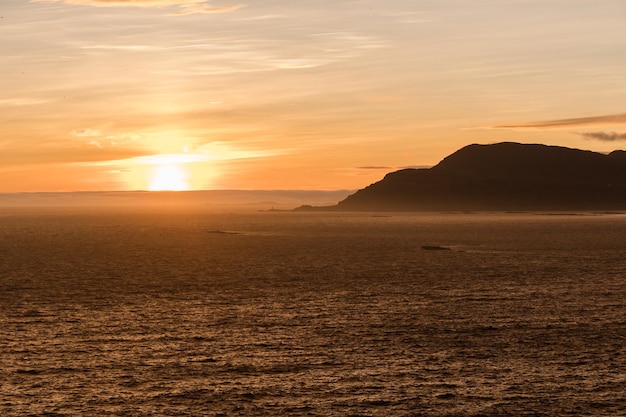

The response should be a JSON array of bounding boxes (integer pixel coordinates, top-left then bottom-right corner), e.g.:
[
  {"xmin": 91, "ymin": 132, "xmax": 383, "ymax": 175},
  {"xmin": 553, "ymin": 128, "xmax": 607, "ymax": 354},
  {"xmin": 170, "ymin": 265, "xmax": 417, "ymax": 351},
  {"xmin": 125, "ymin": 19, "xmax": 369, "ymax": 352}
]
[{"xmin": 300, "ymin": 142, "xmax": 626, "ymax": 211}]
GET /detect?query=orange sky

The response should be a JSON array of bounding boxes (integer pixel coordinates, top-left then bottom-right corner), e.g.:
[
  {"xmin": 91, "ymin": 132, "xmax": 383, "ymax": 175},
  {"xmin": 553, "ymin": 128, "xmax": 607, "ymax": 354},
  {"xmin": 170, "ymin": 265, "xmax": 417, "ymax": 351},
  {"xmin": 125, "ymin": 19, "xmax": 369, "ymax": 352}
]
[{"xmin": 2, "ymin": 0, "xmax": 626, "ymax": 191}]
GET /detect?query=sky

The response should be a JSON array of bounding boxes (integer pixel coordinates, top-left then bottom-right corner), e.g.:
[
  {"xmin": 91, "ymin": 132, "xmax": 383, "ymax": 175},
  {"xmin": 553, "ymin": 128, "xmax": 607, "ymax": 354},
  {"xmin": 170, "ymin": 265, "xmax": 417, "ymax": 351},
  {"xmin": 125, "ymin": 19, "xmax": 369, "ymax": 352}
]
[{"xmin": 2, "ymin": 0, "xmax": 626, "ymax": 192}]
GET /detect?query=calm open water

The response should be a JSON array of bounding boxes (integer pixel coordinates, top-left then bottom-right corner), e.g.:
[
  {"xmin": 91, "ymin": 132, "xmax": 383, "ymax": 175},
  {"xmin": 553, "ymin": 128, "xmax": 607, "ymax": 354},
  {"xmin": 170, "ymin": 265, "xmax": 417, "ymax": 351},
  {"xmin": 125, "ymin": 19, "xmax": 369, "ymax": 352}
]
[{"xmin": 1, "ymin": 209, "xmax": 625, "ymax": 416}]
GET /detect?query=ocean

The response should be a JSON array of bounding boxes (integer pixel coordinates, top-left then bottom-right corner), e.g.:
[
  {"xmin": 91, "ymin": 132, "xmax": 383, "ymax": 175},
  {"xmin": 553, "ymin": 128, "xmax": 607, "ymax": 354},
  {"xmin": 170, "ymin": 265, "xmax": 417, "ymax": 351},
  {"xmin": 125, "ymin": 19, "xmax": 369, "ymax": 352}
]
[{"xmin": 1, "ymin": 208, "xmax": 625, "ymax": 416}]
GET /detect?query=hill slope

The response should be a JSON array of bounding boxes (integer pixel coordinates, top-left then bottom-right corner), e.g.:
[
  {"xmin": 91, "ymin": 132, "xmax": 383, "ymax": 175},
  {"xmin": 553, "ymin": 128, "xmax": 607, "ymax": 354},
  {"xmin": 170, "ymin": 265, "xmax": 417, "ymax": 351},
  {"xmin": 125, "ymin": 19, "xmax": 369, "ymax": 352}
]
[{"xmin": 310, "ymin": 142, "xmax": 626, "ymax": 211}]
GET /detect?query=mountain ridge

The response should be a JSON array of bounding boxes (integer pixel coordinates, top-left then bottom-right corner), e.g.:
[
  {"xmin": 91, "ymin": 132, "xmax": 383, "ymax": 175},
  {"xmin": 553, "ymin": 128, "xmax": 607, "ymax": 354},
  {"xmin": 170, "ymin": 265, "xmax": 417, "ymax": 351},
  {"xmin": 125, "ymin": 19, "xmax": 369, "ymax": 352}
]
[{"xmin": 299, "ymin": 142, "xmax": 626, "ymax": 211}]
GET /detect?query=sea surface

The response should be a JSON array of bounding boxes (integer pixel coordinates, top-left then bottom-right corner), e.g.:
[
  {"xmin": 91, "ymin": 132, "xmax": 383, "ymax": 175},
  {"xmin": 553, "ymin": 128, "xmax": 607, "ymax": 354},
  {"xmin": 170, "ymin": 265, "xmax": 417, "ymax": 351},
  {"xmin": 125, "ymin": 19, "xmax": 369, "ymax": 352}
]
[{"xmin": 1, "ymin": 208, "xmax": 625, "ymax": 416}]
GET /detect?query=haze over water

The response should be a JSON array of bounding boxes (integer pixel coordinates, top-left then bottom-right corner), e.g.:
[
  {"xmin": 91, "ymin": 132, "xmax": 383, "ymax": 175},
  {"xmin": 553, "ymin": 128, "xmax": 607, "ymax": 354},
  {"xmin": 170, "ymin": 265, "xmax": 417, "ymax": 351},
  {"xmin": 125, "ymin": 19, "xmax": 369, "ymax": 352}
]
[{"xmin": 1, "ymin": 208, "xmax": 625, "ymax": 416}]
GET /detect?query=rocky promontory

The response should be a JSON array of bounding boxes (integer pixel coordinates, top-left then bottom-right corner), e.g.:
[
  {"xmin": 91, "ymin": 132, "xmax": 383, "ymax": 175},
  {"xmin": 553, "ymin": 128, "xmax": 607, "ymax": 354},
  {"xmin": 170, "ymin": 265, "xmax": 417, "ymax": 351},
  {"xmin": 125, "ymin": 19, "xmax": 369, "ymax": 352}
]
[{"xmin": 299, "ymin": 142, "xmax": 626, "ymax": 211}]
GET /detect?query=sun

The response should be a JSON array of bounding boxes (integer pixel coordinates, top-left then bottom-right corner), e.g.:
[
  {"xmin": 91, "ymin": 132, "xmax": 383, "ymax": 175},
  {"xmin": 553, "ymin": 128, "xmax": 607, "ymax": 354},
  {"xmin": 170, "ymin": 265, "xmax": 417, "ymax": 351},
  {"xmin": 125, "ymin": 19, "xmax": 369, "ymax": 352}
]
[
  {"xmin": 148, "ymin": 163, "xmax": 189, "ymax": 191},
  {"xmin": 119, "ymin": 152, "xmax": 212, "ymax": 191}
]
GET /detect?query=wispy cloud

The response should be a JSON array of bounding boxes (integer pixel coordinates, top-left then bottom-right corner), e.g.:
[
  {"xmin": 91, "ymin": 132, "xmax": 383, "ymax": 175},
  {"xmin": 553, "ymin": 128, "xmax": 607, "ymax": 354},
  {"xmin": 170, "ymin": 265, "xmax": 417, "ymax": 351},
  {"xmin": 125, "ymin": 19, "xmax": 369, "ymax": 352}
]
[
  {"xmin": 312, "ymin": 32, "xmax": 389, "ymax": 51},
  {"xmin": 169, "ymin": 2, "xmax": 243, "ymax": 16},
  {"xmin": 80, "ymin": 45, "xmax": 159, "ymax": 51},
  {"xmin": 0, "ymin": 98, "xmax": 56, "ymax": 106},
  {"xmin": 71, "ymin": 128, "xmax": 101, "ymax": 138},
  {"xmin": 70, "ymin": 128, "xmax": 141, "ymax": 149},
  {"xmin": 578, "ymin": 131, "xmax": 626, "ymax": 142},
  {"xmin": 489, "ymin": 113, "xmax": 626, "ymax": 130},
  {"xmin": 32, "ymin": 0, "xmax": 244, "ymax": 15},
  {"xmin": 235, "ymin": 14, "xmax": 287, "ymax": 22}
]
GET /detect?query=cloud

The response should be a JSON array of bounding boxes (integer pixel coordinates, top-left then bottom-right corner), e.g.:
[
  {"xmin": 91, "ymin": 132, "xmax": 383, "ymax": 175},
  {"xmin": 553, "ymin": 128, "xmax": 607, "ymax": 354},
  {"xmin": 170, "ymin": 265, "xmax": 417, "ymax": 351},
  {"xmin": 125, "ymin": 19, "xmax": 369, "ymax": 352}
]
[
  {"xmin": 169, "ymin": 2, "xmax": 243, "ymax": 15},
  {"xmin": 80, "ymin": 45, "xmax": 158, "ymax": 51},
  {"xmin": 130, "ymin": 153, "xmax": 211, "ymax": 165},
  {"xmin": 0, "ymin": 98, "xmax": 55, "ymax": 106},
  {"xmin": 32, "ymin": 0, "xmax": 244, "ymax": 15},
  {"xmin": 578, "ymin": 131, "xmax": 626, "ymax": 142},
  {"xmin": 71, "ymin": 128, "xmax": 141, "ymax": 149},
  {"xmin": 71, "ymin": 128, "xmax": 102, "ymax": 138},
  {"xmin": 235, "ymin": 14, "xmax": 287, "ymax": 22},
  {"xmin": 489, "ymin": 113, "xmax": 626, "ymax": 130}
]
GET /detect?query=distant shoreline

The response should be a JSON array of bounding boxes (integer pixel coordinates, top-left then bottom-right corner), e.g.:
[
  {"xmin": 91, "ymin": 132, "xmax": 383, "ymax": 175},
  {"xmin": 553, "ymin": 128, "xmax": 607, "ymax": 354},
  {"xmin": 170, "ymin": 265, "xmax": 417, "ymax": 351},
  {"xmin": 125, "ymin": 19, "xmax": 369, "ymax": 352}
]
[{"xmin": 0, "ymin": 189, "xmax": 354, "ymax": 211}]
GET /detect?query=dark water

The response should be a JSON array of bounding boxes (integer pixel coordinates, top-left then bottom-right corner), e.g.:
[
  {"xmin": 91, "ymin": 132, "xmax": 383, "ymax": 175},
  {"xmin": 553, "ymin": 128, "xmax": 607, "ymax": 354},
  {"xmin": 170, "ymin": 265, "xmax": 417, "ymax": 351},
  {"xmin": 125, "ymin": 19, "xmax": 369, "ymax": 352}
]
[{"xmin": 1, "ymin": 209, "xmax": 625, "ymax": 416}]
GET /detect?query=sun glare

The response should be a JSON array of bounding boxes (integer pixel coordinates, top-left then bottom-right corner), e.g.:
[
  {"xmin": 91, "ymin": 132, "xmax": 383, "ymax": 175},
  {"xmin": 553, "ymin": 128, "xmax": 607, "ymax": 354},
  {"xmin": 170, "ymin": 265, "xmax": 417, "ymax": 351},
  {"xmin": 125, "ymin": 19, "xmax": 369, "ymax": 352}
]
[
  {"xmin": 117, "ymin": 152, "xmax": 217, "ymax": 191},
  {"xmin": 148, "ymin": 164, "xmax": 189, "ymax": 191}
]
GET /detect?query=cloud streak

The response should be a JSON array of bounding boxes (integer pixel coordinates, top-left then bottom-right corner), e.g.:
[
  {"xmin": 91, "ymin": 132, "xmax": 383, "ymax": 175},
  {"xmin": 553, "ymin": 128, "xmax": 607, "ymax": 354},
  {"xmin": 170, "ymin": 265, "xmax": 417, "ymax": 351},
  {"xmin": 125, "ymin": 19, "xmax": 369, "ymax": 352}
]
[
  {"xmin": 169, "ymin": 3, "xmax": 243, "ymax": 15},
  {"xmin": 32, "ymin": 0, "xmax": 243, "ymax": 15},
  {"xmin": 578, "ymin": 131, "xmax": 626, "ymax": 142},
  {"xmin": 71, "ymin": 128, "xmax": 102, "ymax": 138},
  {"xmin": 489, "ymin": 113, "xmax": 626, "ymax": 130}
]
